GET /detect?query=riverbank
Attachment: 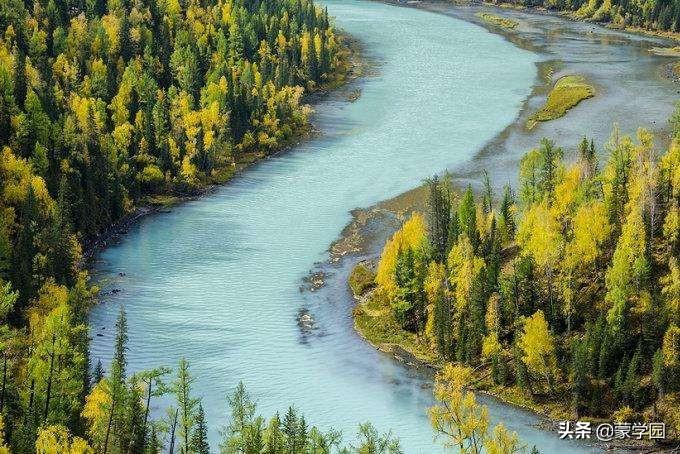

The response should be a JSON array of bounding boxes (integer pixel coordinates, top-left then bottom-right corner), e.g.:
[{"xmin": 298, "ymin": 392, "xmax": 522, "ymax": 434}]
[
  {"xmin": 339, "ymin": 184, "xmax": 661, "ymax": 452},
  {"xmin": 84, "ymin": 32, "xmax": 368, "ymax": 261}
]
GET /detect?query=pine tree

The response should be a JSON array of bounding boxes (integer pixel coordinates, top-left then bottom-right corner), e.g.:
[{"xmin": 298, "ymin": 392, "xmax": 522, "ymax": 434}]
[
  {"xmin": 12, "ymin": 185, "xmax": 39, "ymax": 313},
  {"xmin": 93, "ymin": 360, "xmax": 104, "ymax": 385},
  {"xmin": 426, "ymin": 175, "xmax": 451, "ymax": 263},
  {"xmin": 173, "ymin": 358, "xmax": 199, "ymax": 454},
  {"xmin": 498, "ymin": 184, "xmax": 516, "ymax": 242},
  {"xmin": 126, "ymin": 378, "xmax": 147, "ymax": 453},
  {"xmin": 106, "ymin": 305, "xmax": 129, "ymax": 453},
  {"xmin": 458, "ymin": 186, "xmax": 479, "ymax": 251},
  {"xmin": 191, "ymin": 403, "xmax": 210, "ymax": 454},
  {"xmin": 13, "ymin": 47, "xmax": 27, "ymax": 109},
  {"xmin": 282, "ymin": 406, "xmax": 299, "ymax": 453},
  {"xmin": 482, "ymin": 170, "xmax": 493, "ymax": 215}
]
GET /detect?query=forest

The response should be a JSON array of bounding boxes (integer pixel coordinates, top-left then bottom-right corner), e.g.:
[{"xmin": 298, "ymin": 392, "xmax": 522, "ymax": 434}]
[
  {"xmin": 0, "ymin": 0, "xmax": 348, "ymax": 448},
  {"xmin": 364, "ymin": 118, "xmax": 680, "ymax": 443},
  {"xmin": 490, "ymin": 0, "xmax": 680, "ymax": 33}
]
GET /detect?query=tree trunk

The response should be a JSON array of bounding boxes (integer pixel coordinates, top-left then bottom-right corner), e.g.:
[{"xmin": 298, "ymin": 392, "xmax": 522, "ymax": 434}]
[
  {"xmin": 169, "ymin": 408, "xmax": 179, "ymax": 454},
  {"xmin": 143, "ymin": 379, "xmax": 152, "ymax": 433},
  {"xmin": 25, "ymin": 378, "xmax": 35, "ymax": 425}
]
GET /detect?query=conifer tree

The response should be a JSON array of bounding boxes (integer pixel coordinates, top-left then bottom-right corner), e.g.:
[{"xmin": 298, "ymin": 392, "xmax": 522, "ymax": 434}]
[{"xmin": 191, "ymin": 403, "xmax": 210, "ymax": 454}]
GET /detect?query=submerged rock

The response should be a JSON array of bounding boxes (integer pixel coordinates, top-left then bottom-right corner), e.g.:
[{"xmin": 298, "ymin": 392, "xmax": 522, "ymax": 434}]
[{"xmin": 297, "ymin": 309, "xmax": 316, "ymax": 333}]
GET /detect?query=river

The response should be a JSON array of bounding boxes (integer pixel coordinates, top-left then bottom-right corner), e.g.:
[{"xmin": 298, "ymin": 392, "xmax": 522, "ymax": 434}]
[{"xmin": 89, "ymin": 0, "xmax": 675, "ymax": 452}]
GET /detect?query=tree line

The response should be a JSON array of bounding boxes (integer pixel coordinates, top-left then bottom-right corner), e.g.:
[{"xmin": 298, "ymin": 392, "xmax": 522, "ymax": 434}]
[
  {"xmin": 80, "ymin": 306, "xmax": 404, "ymax": 453},
  {"xmin": 490, "ymin": 0, "xmax": 680, "ymax": 32},
  {"xmin": 0, "ymin": 0, "xmax": 348, "ymax": 448},
  {"xmin": 373, "ymin": 116, "xmax": 680, "ymax": 439}
]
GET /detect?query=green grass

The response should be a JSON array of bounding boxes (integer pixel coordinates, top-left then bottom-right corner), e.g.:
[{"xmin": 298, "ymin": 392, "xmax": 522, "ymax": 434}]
[
  {"xmin": 353, "ymin": 292, "xmax": 439, "ymax": 365},
  {"xmin": 348, "ymin": 263, "xmax": 376, "ymax": 296},
  {"xmin": 476, "ymin": 12, "xmax": 519, "ymax": 29},
  {"xmin": 649, "ymin": 45, "xmax": 680, "ymax": 57},
  {"xmin": 527, "ymin": 75, "xmax": 595, "ymax": 129}
]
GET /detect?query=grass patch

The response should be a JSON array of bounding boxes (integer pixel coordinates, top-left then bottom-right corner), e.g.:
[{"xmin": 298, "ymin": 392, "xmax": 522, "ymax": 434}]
[
  {"xmin": 353, "ymin": 292, "xmax": 439, "ymax": 365},
  {"xmin": 476, "ymin": 12, "xmax": 519, "ymax": 29},
  {"xmin": 140, "ymin": 194, "xmax": 184, "ymax": 207},
  {"xmin": 348, "ymin": 263, "xmax": 376, "ymax": 296},
  {"xmin": 649, "ymin": 46, "xmax": 680, "ymax": 57},
  {"xmin": 527, "ymin": 74, "xmax": 595, "ymax": 129}
]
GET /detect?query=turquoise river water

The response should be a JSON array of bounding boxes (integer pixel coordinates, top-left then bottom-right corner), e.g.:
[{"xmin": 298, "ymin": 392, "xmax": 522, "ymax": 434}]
[{"xmin": 90, "ymin": 0, "xmax": 610, "ymax": 451}]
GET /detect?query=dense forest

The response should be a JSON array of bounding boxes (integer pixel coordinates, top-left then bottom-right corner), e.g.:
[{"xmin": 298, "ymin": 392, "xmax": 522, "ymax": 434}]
[
  {"xmin": 490, "ymin": 0, "xmax": 680, "ymax": 32},
  {"xmin": 367, "ymin": 119, "xmax": 680, "ymax": 440},
  {"xmin": 0, "ymin": 0, "xmax": 348, "ymax": 448}
]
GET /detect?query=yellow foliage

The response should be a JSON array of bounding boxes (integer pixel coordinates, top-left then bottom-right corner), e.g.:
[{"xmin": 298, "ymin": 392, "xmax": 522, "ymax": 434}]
[
  {"xmin": 424, "ymin": 262, "xmax": 446, "ymax": 346},
  {"xmin": 662, "ymin": 324, "xmax": 680, "ymax": 367},
  {"xmin": 0, "ymin": 41, "xmax": 14, "ymax": 73},
  {"xmin": 376, "ymin": 213, "xmax": 427, "ymax": 299},
  {"xmin": 221, "ymin": 0, "xmax": 233, "ymax": 24},
  {"xmin": 35, "ymin": 425, "xmax": 93, "ymax": 454},
  {"xmin": 552, "ymin": 164, "xmax": 582, "ymax": 219},
  {"xmin": 82, "ymin": 379, "xmax": 112, "ymax": 449},
  {"xmin": 481, "ymin": 333, "xmax": 501, "ymax": 360},
  {"xmin": 565, "ymin": 200, "xmax": 611, "ymax": 269},
  {"xmin": 483, "ymin": 424, "xmax": 523, "ymax": 454},
  {"xmin": 612, "ymin": 406, "xmax": 635, "ymax": 423},
  {"xmin": 1, "ymin": 147, "xmax": 34, "ymax": 204},
  {"xmin": 112, "ymin": 123, "xmax": 134, "ymax": 152},
  {"xmin": 101, "ymin": 15, "xmax": 121, "ymax": 55},
  {"xmin": 314, "ymin": 32, "xmax": 323, "ymax": 61},
  {"xmin": 485, "ymin": 293, "xmax": 500, "ymax": 333},
  {"xmin": 663, "ymin": 202, "xmax": 679, "ymax": 248},
  {"xmin": 429, "ymin": 364, "xmax": 522, "ymax": 452},
  {"xmin": 447, "ymin": 235, "xmax": 485, "ymax": 313},
  {"xmin": 429, "ymin": 364, "xmax": 489, "ymax": 450},
  {"xmin": 516, "ymin": 201, "xmax": 563, "ymax": 273},
  {"xmin": 181, "ymin": 156, "xmax": 198, "ymax": 185},
  {"xmin": 519, "ymin": 310, "xmax": 557, "ymax": 390},
  {"xmin": 300, "ymin": 30, "xmax": 312, "ymax": 63}
]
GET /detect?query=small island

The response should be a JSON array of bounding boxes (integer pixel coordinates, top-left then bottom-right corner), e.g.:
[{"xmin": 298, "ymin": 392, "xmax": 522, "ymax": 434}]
[
  {"xmin": 527, "ymin": 75, "xmax": 595, "ymax": 129},
  {"xmin": 476, "ymin": 12, "xmax": 520, "ymax": 29}
]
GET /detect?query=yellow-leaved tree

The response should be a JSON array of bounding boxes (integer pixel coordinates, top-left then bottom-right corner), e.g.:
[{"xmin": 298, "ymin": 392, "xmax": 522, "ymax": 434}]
[
  {"xmin": 562, "ymin": 200, "xmax": 611, "ymax": 331},
  {"xmin": 516, "ymin": 201, "xmax": 564, "ymax": 322},
  {"xmin": 82, "ymin": 379, "xmax": 113, "ymax": 451},
  {"xmin": 35, "ymin": 425, "xmax": 92, "ymax": 453},
  {"xmin": 429, "ymin": 364, "xmax": 524, "ymax": 453},
  {"xmin": 376, "ymin": 213, "xmax": 427, "ymax": 300},
  {"xmin": 519, "ymin": 310, "xmax": 558, "ymax": 393}
]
